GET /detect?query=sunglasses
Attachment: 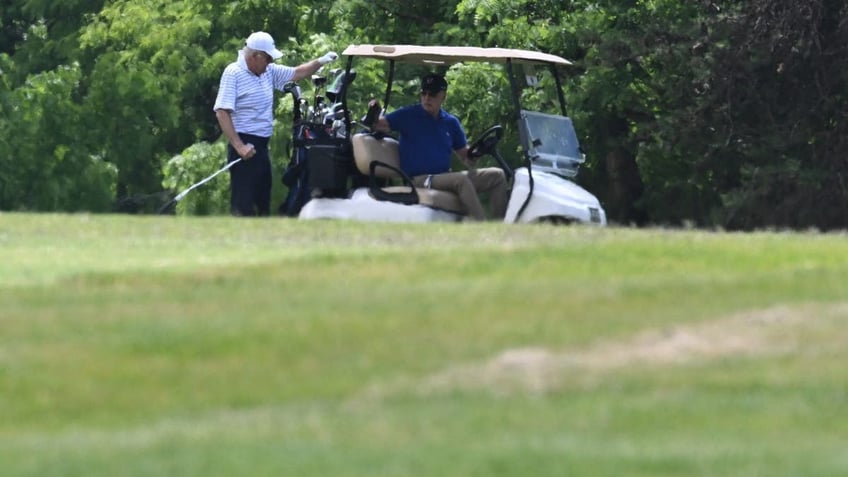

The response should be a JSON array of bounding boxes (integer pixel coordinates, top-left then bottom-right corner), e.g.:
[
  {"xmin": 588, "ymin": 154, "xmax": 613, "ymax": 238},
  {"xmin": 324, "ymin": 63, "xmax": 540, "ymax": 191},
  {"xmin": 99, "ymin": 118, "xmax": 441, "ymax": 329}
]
[{"xmin": 420, "ymin": 90, "xmax": 444, "ymax": 97}]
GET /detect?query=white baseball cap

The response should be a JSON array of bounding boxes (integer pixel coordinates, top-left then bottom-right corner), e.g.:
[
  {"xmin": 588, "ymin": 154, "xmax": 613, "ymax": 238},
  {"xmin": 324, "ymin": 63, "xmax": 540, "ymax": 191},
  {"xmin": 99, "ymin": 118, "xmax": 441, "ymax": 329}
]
[{"xmin": 245, "ymin": 31, "xmax": 283, "ymax": 60}]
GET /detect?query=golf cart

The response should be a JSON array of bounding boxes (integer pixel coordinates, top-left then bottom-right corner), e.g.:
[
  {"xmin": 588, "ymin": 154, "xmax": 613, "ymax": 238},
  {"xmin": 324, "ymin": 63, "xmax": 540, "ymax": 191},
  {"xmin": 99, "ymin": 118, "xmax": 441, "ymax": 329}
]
[{"xmin": 297, "ymin": 44, "xmax": 607, "ymax": 225}]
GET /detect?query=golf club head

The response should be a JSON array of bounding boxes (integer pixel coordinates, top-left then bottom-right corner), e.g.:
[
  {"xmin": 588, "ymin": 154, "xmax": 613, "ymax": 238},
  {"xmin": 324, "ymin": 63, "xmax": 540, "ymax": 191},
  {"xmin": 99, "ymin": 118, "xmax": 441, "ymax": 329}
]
[
  {"xmin": 323, "ymin": 107, "xmax": 341, "ymax": 125},
  {"xmin": 311, "ymin": 75, "xmax": 327, "ymax": 88},
  {"xmin": 325, "ymin": 69, "xmax": 356, "ymax": 103},
  {"xmin": 283, "ymin": 81, "xmax": 302, "ymax": 100},
  {"xmin": 299, "ymin": 100, "xmax": 309, "ymax": 122}
]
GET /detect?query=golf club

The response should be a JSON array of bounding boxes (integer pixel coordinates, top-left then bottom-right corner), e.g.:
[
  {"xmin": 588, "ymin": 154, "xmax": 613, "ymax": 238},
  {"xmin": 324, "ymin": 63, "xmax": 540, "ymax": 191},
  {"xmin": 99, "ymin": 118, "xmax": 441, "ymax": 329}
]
[{"xmin": 158, "ymin": 157, "xmax": 243, "ymax": 214}]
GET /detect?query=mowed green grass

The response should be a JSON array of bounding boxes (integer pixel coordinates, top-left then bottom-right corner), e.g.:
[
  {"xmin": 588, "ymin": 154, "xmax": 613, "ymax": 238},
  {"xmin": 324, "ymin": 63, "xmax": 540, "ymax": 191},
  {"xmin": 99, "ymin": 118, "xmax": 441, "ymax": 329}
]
[{"xmin": 1, "ymin": 213, "xmax": 847, "ymax": 476}]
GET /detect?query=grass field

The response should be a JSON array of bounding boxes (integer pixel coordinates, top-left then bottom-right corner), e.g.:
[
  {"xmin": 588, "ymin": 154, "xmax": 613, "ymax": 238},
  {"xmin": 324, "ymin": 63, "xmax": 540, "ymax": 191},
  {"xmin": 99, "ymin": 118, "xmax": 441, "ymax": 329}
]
[{"xmin": 1, "ymin": 212, "xmax": 847, "ymax": 476}]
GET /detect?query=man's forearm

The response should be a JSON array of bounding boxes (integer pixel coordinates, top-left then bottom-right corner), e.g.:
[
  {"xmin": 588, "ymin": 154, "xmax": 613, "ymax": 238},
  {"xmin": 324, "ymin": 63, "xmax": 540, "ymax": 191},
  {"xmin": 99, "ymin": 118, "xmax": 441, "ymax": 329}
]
[
  {"xmin": 292, "ymin": 59, "xmax": 323, "ymax": 82},
  {"xmin": 216, "ymin": 109, "xmax": 244, "ymax": 148},
  {"xmin": 215, "ymin": 109, "xmax": 255, "ymax": 159},
  {"xmin": 292, "ymin": 52, "xmax": 338, "ymax": 82}
]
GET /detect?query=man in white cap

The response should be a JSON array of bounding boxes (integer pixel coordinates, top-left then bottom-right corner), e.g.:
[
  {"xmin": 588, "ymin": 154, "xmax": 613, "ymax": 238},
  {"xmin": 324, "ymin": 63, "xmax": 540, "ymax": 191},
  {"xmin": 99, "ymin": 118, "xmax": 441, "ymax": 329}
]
[{"xmin": 214, "ymin": 31, "xmax": 337, "ymax": 216}]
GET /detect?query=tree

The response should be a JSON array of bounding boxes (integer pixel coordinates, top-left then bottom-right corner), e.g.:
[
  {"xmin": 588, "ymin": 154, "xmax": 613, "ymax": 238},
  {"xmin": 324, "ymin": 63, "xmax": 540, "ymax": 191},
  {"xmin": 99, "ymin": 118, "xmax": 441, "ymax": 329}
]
[
  {"xmin": 0, "ymin": 0, "xmax": 106, "ymax": 81},
  {"xmin": 1, "ymin": 0, "xmax": 845, "ymax": 228},
  {"xmin": 702, "ymin": 0, "xmax": 848, "ymax": 229},
  {"xmin": 0, "ymin": 62, "xmax": 115, "ymax": 211}
]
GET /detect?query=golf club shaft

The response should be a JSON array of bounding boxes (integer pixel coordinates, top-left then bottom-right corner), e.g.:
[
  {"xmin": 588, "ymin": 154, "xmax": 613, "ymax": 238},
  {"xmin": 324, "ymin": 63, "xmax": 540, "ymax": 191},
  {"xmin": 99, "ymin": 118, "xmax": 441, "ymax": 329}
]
[{"xmin": 174, "ymin": 157, "xmax": 242, "ymax": 202}]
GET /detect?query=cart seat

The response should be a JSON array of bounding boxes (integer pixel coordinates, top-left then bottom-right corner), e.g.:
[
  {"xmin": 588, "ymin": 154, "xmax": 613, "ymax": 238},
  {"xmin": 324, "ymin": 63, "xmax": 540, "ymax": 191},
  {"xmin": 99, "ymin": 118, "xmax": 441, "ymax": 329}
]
[{"xmin": 351, "ymin": 133, "xmax": 464, "ymax": 214}]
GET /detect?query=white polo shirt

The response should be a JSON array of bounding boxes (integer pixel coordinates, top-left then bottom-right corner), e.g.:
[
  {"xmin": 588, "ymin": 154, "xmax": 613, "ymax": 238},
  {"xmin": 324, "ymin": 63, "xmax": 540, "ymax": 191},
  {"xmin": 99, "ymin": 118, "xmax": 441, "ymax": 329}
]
[{"xmin": 213, "ymin": 49, "xmax": 296, "ymax": 137}]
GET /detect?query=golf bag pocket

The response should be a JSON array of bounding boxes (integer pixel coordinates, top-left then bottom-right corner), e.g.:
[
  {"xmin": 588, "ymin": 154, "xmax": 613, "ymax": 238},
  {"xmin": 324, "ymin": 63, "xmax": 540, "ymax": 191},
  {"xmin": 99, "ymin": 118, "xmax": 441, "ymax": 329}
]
[{"xmin": 306, "ymin": 140, "xmax": 351, "ymax": 198}]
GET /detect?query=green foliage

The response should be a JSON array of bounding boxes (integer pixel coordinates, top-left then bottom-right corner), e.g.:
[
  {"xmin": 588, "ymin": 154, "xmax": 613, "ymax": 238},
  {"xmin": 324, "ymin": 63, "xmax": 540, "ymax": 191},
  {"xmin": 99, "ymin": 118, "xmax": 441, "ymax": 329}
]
[
  {"xmin": 330, "ymin": 1, "xmax": 461, "ymax": 45},
  {"xmin": 1, "ymin": 0, "xmax": 845, "ymax": 228},
  {"xmin": 699, "ymin": 0, "xmax": 848, "ymax": 229},
  {"xmin": 0, "ymin": 62, "xmax": 116, "ymax": 211},
  {"xmin": 0, "ymin": 0, "xmax": 106, "ymax": 82},
  {"xmin": 161, "ymin": 140, "xmax": 229, "ymax": 216},
  {"xmin": 549, "ymin": 1, "xmax": 710, "ymax": 225},
  {"xmin": 78, "ymin": 0, "xmax": 218, "ymax": 211},
  {"xmin": 453, "ymin": 0, "xmax": 847, "ymax": 228},
  {"xmin": 446, "ymin": 63, "xmax": 513, "ymax": 134}
]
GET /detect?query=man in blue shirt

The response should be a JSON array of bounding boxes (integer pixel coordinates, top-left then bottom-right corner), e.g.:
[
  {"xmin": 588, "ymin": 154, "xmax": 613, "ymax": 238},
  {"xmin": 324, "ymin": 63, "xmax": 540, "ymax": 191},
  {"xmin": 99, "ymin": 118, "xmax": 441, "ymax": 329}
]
[{"xmin": 372, "ymin": 73, "xmax": 507, "ymax": 221}]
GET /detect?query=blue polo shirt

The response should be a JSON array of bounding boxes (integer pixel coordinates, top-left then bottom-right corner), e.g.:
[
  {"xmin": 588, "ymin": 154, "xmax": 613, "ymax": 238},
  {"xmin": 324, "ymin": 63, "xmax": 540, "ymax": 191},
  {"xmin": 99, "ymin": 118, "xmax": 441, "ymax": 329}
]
[{"xmin": 385, "ymin": 104, "xmax": 467, "ymax": 177}]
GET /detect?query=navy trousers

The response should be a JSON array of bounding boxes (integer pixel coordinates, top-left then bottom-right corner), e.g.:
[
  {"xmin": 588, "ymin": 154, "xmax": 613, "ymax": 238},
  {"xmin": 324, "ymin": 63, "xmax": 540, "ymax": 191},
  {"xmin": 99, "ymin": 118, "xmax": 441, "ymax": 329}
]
[{"xmin": 227, "ymin": 133, "xmax": 271, "ymax": 216}]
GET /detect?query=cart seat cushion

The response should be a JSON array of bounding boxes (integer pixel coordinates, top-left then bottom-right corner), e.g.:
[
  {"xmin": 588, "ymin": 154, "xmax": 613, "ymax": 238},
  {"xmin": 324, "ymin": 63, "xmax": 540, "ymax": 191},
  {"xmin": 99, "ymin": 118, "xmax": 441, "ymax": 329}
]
[
  {"xmin": 352, "ymin": 133, "xmax": 401, "ymax": 178},
  {"xmin": 352, "ymin": 134, "xmax": 465, "ymax": 214}
]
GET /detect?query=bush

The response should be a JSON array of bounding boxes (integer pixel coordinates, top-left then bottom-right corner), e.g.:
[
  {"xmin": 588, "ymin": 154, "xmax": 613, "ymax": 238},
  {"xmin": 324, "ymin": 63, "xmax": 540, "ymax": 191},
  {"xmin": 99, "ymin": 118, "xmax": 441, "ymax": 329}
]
[{"xmin": 161, "ymin": 140, "xmax": 230, "ymax": 215}]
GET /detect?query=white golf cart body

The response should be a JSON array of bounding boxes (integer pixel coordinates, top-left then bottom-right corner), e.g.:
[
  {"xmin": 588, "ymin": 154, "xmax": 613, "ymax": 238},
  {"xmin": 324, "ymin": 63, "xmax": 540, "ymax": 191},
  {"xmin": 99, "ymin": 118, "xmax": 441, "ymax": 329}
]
[{"xmin": 299, "ymin": 45, "xmax": 607, "ymax": 225}]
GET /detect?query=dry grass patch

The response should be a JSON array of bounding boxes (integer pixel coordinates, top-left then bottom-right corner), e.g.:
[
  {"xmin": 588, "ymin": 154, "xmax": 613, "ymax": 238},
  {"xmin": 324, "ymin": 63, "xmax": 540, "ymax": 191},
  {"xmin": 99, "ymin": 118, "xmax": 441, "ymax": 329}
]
[{"xmin": 407, "ymin": 302, "xmax": 848, "ymax": 396}]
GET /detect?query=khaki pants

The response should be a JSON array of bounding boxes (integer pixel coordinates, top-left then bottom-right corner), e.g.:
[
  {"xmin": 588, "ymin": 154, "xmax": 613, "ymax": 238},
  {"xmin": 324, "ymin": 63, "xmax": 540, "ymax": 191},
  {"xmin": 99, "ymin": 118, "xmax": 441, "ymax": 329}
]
[{"xmin": 412, "ymin": 167, "xmax": 507, "ymax": 221}]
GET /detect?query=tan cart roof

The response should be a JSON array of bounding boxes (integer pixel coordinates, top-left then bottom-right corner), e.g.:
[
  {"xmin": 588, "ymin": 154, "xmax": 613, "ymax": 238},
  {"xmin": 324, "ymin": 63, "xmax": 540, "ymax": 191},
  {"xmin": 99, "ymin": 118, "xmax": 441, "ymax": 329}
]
[{"xmin": 341, "ymin": 44, "xmax": 572, "ymax": 66}]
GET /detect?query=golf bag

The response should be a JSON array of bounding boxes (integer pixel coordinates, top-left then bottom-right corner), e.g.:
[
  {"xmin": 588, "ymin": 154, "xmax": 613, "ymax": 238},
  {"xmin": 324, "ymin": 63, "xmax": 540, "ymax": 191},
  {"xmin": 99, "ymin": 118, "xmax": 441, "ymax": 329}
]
[
  {"xmin": 280, "ymin": 121, "xmax": 316, "ymax": 216},
  {"xmin": 279, "ymin": 122, "xmax": 352, "ymax": 216},
  {"xmin": 278, "ymin": 70, "xmax": 356, "ymax": 216}
]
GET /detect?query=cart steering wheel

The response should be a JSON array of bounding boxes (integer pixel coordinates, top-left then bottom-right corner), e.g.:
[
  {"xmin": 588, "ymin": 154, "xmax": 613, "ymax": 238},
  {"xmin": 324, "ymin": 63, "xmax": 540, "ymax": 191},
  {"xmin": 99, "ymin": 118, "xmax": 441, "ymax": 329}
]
[{"xmin": 467, "ymin": 124, "xmax": 512, "ymax": 179}]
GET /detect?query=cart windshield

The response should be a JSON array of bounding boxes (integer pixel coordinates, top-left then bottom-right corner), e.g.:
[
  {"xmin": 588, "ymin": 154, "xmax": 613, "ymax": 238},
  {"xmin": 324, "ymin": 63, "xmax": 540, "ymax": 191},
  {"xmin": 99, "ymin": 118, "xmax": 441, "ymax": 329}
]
[{"xmin": 519, "ymin": 111, "xmax": 584, "ymax": 178}]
